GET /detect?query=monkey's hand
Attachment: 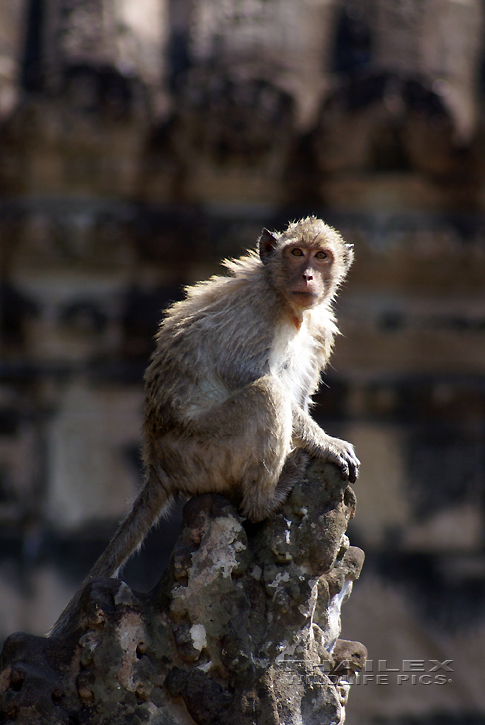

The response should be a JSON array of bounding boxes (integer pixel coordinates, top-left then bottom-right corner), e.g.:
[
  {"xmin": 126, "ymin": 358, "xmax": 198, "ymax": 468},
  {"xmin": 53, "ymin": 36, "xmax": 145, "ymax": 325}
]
[
  {"xmin": 316, "ymin": 433, "xmax": 360, "ymax": 484},
  {"xmin": 292, "ymin": 408, "xmax": 360, "ymax": 483}
]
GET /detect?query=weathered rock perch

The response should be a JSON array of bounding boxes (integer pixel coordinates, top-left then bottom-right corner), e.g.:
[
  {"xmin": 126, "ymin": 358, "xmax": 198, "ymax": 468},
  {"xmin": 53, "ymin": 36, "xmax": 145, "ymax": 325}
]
[{"xmin": 0, "ymin": 461, "xmax": 366, "ymax": 724}]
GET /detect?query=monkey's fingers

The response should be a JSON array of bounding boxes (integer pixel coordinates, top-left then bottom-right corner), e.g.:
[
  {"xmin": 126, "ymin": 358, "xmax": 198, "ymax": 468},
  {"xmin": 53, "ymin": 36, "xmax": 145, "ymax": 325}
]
[
  {"xmin": 347, "ymin": 459, "xmax": 359, "ymax": 483},
  {"xmin": 324, "ymin": 447, "xmax": 350, "ymax": 480},
  {"xmin": 340, "ymin": 459, "xmax": 358, "ymax": 483},
  {"xmin": 324, "ymin": 438, "xmax": 359, "ymax": 484},
  {"xmin": 346, "ymin": 448, "xmax": 360, "ymax": 483}
]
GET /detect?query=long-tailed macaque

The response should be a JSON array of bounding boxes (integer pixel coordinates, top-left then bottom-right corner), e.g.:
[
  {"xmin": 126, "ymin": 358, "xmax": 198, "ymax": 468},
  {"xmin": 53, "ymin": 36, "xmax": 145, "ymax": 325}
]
[{"xmin": 51, "ymin": 216, "xmax": 359, "ymax": 635}]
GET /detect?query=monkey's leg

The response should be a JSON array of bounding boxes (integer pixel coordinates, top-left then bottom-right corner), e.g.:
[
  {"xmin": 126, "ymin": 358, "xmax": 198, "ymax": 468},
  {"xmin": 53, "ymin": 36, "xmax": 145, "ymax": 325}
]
[
  {"xmin": 172, "ymin": 376, "xmax": 357, "ymax": 519},
  {"xmin": 292, "ymin": 407, "xmax": 360, "ymax": 483},
  {"xmin": 271, "ymin": 447, "xmax": 310, "ymax": 506},
  {"xmin": 162, "ymin": 375, "xmax": 295, "ymax": 522}
]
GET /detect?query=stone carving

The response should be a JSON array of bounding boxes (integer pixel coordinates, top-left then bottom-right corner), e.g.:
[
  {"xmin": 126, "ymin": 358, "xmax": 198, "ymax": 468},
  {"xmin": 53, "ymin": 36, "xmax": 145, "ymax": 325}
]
[
  {"xmin": 373, "ymin": 0, "xmax": 484, "ymax": 141},
  {"xmin": 41, "ymin": 0, "xmax": 167, "ymax": 112},
  {"xmin": 0, "ymin": 460, "xmax": 365, "ymax": 724},
  {"xmin": 168, "ymin": 73, "xmax": 295, "ymax": 203}
]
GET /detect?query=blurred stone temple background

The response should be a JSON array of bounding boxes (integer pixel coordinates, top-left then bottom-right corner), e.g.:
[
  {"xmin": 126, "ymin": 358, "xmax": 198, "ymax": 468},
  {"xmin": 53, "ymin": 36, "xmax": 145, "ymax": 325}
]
[{"xmin": 1, "ymin": 1, "xmax": 485, "ymax": 723}]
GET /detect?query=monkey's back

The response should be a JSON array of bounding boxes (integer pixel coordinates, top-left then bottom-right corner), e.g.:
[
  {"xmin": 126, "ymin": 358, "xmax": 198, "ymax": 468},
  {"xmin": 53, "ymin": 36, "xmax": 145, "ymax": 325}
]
[{"xmin": 143, "ymin": 258, "xmax": 274, "ymax": 427}]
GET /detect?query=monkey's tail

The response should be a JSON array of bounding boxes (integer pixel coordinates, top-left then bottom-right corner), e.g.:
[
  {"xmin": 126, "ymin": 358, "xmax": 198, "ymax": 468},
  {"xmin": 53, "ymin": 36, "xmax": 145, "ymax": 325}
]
[
  {"xmin": 49, "ymin": 468, "xmax": 171, "ymax": 638},
  {"xmin": 89, "ymin": 469, "xmax": 171, "ymax": 579}
]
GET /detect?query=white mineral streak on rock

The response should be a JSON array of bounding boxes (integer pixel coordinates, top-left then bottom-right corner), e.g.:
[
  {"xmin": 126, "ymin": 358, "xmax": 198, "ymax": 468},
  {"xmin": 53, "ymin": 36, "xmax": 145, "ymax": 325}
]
[
  {"xmin": 266, "ymin": 571, "xmax": 291, "ymax": 590},
  {"xmin": 327, "ymin": 580, "xmax": 353, "ymax": 653},
  {"xmin": 190, "ymin": 623, "xmax": 207, "ymax": 652},
  {"xmin": 299, "ymin": 577, "xmax": 318, "ymax": 618}
]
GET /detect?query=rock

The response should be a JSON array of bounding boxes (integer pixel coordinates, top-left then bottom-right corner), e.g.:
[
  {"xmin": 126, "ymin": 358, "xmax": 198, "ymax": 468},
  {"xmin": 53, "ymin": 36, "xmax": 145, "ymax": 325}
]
[{"xmin": 0, "ymin": 460, "xmax": 365, "ymax": 723}]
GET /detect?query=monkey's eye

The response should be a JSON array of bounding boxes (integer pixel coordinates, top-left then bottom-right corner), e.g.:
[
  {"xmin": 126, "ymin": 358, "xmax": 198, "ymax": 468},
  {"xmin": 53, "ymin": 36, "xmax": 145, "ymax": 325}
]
[
  {"xmin": 291, "ymin": 248, "xmax": 304, "ymax": 256},
  {"xmin": 315, "ymin": 251, "xmax": 328, "ymax": 260}
]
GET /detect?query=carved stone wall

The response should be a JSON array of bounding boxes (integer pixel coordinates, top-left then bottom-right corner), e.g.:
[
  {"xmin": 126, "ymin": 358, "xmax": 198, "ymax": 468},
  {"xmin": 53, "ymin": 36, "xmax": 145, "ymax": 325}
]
[{"xmin": 0, "ymin": 2, "xmax": 485, "ymax": 724}]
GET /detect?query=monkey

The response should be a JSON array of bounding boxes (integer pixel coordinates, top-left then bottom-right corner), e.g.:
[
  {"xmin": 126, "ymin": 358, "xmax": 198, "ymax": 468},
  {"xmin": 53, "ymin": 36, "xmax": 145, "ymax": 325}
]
[{"xmin": 50, "ymin": 216, "xmax": 359, "ymax": 636}]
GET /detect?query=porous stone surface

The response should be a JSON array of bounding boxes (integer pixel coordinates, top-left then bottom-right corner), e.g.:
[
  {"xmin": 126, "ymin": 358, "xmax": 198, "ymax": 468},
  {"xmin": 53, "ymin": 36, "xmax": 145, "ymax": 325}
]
[{"xmin": 0, "ymin": 461, "xmax": 365, "ymax": 724}]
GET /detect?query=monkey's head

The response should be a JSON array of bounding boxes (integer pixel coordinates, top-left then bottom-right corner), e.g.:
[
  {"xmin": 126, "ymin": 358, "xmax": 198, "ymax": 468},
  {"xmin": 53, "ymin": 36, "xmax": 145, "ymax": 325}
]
[{"xmin": 258, "ymin": 217, "xmax": 354, "ymax": 315}]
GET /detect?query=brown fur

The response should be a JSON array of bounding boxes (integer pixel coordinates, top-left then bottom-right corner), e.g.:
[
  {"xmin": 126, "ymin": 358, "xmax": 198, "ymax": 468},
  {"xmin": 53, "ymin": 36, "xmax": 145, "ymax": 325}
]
[{"xmin": 50, "ymin": 217, "xmax": 359, "ymax": 636}]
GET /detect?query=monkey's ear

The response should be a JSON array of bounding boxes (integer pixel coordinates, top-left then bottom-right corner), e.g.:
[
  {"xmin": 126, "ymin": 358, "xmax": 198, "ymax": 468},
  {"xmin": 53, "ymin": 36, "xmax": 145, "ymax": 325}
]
[
  {"xmin": 344, "ymin": 242, "xmax": 354, "ymax": 269},
  {"xmin": 259, "ymin": 229, "xmax": 278, "ymax": 265}
]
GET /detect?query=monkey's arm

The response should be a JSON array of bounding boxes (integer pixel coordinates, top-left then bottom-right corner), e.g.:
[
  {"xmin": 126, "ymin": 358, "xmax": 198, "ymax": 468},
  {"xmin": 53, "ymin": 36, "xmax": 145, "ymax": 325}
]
[{"xmin": 291, "ymin": 406, "xmax": 359, "ymax": 483}]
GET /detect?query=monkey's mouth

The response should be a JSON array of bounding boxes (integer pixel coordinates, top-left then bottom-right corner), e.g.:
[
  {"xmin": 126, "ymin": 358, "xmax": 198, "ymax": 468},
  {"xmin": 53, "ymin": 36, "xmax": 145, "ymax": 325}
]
[{"xmin": 291, "ymin": 291, "xmax": 319, "ymax": 308}]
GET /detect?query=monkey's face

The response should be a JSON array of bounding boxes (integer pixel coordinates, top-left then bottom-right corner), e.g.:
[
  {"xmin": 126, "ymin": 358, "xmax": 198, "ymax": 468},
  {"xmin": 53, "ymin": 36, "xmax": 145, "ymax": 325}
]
[
  {"xmin": 258, "ymin": 219, "xmax": 353, "ymax": 317},
  {"xmin": 282, "ymin": 244, "xmax": 332, "ymax": 311}
]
